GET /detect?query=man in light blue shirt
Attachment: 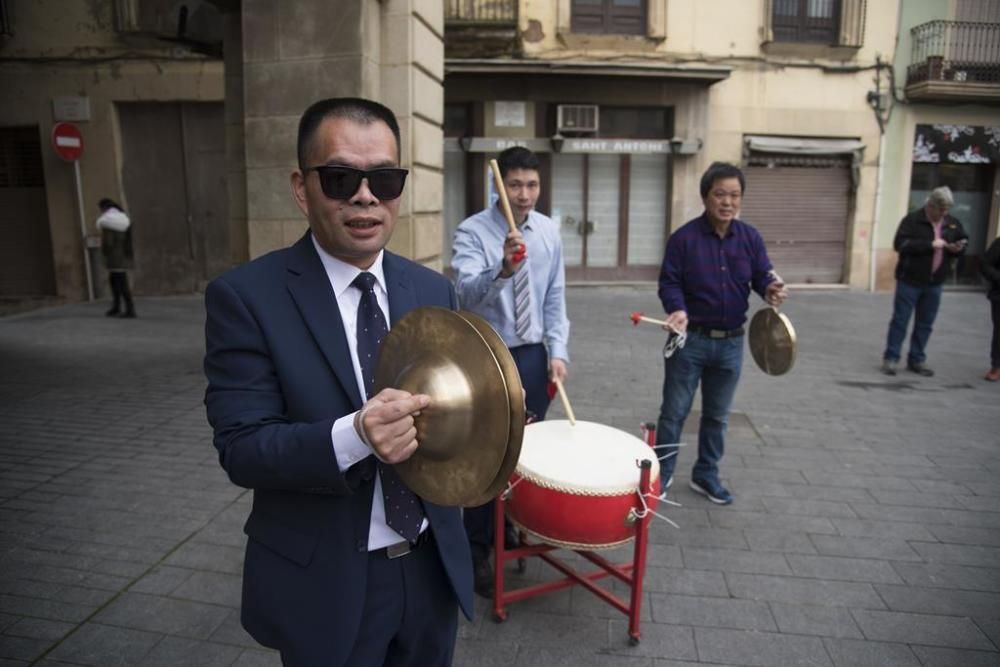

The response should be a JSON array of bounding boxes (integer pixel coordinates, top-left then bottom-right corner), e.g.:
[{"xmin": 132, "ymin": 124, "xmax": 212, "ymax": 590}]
[{"xmin": 451, "ymin": 146, "xmax": 570, "ymax": 597}]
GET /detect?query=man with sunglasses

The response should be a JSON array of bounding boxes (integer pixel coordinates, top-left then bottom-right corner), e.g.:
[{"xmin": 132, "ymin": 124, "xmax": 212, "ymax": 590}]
[
  {"xmin": 204, "ymin": 97, "xmax": 472, "ymax": 666},
  {"xmin": 451, "ymin": 146, "xmax": 570, "ymax": 598}
]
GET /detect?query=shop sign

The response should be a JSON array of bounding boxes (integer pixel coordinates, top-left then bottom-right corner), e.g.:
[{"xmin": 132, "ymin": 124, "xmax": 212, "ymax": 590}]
[{"xmin": 913, "ymin": 124, "xmax": 1000, "ymax": 164}]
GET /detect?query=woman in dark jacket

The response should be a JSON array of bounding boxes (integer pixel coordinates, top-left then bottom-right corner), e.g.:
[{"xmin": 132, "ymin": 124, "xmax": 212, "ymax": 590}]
[
  {"xmin": 96, "ymin": 198, "xmax": 136, "ymax": 318},
  {"xmin": 982, "ymin": 236, "xmax": 1000, "ymax": 381}
]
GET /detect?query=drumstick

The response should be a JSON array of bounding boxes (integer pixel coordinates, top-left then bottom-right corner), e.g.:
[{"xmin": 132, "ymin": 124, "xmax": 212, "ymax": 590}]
[
  {"xmin": 488, "ymin": 159, "xmax": 518, "ymax": 235},
  {"xmin": 629, "ymin": 311, "xmax": 669, "ymax": 328},
  {"xmin": 553, "ymin": 378, "xmax": 576, "ymax": 426}
]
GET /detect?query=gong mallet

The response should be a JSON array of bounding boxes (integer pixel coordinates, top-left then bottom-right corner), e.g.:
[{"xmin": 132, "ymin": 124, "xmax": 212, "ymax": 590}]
[
  {"xmin": 552, "ymin": 378, "xmax": 577, "ymax": 426},
  {"xmin": 630, "ymin": 311, "xmax": 670, "ymax": 328},
  {"xmin": 488, "ymin": 159, "xmax": 526, "ymax": 263}
]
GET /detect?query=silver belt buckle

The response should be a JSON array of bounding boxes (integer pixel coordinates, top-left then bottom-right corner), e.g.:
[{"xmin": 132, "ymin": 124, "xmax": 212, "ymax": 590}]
[
  {"xmin": 710, "ymin": 329, "xmax": 726, "ymax": 339},
  {"xmin": 385, "ymin": 541, "xmax": 411, "ymax": 559}
]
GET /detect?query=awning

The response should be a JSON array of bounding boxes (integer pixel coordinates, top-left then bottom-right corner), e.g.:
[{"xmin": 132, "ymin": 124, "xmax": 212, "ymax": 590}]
[
  {"xmin": 446, "ymin": 58, "xmax": 731, "ymax": 83},
  {"xmin": 745, "ymin": 135, "xmax": 865, "ymax": 155}
]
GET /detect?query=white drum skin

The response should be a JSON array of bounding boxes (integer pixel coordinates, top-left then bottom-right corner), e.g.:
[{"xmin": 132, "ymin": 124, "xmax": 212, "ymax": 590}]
[{"xmin": 506, "ymin": 420, "xmax": 660, "ymax": 549}]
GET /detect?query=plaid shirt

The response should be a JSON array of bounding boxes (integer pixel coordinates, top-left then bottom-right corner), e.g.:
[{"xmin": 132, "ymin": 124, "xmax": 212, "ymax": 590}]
[{"xmin": 658, "ymin": 214, "xmax": 775, "ymax": 330}]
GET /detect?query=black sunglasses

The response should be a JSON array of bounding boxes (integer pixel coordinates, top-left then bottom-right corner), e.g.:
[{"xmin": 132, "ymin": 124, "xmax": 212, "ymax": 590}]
[{"xmin": 304, "ymin": 165, "xmax": 408, "ymax": 201}]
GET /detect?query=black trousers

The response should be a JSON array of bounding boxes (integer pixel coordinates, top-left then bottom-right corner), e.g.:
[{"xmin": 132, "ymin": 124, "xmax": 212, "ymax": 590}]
[
  {"xmin": 463, "ymin": 343, "xmax": 551, "ymax": 561},
  {"xmin": 991, "ymin": 298, "xmax": 1000, "ymax": 368},
  {"xmin": 108, "ymin": 271, "xmax": 134, "ymax": 313}
]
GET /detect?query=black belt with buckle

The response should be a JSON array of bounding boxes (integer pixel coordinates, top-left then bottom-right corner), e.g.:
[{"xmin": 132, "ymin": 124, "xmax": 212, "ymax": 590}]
[
  {"xmin": 688, "ymin": 324, "xmax": 745, "ymax": 339},
  {"xmin": 372, "ymin": 530, "xmax": 431, "ymax": 560}
]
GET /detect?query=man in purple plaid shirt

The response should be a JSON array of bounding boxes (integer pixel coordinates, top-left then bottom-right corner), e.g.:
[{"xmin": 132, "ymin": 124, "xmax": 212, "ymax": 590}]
[{"xmin": 655, "ymin": 162, "xmax": 788, "ymax": 505}]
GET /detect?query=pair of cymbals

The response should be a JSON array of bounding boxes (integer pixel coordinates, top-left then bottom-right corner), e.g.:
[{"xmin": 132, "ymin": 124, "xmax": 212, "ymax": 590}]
[{"xmin": 373, "ymin": 307, "xmax": 524, "ymax": 507}]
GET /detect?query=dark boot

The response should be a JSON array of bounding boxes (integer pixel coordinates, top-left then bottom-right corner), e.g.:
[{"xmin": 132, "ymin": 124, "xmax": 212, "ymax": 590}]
[{"xmin": 473, "ymin": 556, "xmax": 494, "ymax": 598}]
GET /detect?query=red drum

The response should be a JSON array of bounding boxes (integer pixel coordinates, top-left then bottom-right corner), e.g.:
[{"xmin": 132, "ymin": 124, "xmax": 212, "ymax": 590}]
[{"xmin": 505, "ymin": 420, "xmax": 660, "ymax": 549}]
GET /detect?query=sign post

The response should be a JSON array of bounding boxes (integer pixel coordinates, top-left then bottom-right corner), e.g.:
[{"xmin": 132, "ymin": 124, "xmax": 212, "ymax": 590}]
[{"xmin": 52, "ymin": 122, "xmax": 93, "ymax": 301}]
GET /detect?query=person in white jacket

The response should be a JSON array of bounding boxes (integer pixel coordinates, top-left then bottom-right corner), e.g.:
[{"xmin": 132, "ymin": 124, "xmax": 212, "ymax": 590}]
[{"xmin": 96, "ymin": 198, "xmax": 136, "ymax": 318}]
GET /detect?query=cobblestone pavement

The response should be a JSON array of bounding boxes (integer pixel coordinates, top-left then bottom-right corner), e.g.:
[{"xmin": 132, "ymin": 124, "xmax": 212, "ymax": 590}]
[{"xmin": 1, "ymin": 287, "xmax": 998, "ymax": 666}]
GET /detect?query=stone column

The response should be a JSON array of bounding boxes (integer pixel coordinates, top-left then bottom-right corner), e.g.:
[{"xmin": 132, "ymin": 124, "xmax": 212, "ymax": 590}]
[{"xmin": 233, "ymin": 0, "xmax": 444, "ymax": 265}]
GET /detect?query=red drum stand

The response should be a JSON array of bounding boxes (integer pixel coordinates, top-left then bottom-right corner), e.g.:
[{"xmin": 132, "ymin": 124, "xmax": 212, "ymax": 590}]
[{"xmin": 491, "ymin": 455, "xmax": 656, "ymax": 645}]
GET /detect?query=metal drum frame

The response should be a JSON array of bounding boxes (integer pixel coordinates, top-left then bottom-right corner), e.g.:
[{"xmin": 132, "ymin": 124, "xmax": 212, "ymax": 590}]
[{"xmin": 490, "ymin": 427, "xmax": 658, "ymax": 646}]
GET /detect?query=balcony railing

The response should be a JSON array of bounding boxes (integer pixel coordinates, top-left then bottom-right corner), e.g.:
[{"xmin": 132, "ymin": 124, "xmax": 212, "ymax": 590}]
[
  {"xmin": 907, "ymin": 20, "xmax": 1000, "ymax": 86},
  {"xmin": 445, "ymin": 0, "xmax": 516, "ymax": 25}
]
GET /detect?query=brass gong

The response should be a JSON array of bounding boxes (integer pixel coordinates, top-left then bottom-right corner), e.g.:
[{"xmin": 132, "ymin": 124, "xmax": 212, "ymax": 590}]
[
  {"xmin": 455, "ymin": 310, "xmax": 525, "ymax": 508},
  {"xmin": 748, "ymin": 307, "xmax": 797, "ymax": 376},
  {"xmin": 374, "ymin": 307, "xmax": 512, "ymax": 506}
]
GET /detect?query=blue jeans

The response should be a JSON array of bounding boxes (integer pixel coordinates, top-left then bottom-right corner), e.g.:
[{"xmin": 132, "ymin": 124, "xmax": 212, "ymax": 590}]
[
  {"xmin": 656, "ymin": 332, "xmax": 743, "ymax": 488},
  {"xmin": 883, "ymin": 280, "xmax": 943, "ymax": 365}
]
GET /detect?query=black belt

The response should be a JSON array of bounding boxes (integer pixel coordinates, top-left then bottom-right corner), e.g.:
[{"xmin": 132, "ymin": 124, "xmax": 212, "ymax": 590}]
[
  {"xmin": 688, "ymin": 325, "xmax": 745, "ymax": 339},
  {"xmin": 370, "ymin": 530, "xmax": 431, "ymax": 560}
]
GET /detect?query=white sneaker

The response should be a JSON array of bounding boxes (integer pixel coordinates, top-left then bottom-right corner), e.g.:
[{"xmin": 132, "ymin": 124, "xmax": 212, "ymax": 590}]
[{"xmin": 658, "ymin": 475, "xmax": 674, "ymax": 499}]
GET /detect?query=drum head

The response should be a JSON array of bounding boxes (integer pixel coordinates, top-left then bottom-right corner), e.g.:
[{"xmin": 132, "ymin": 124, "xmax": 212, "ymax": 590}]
[{"xmin": 748, "ymin": 307, "xmax": 797, "ymax": 376}]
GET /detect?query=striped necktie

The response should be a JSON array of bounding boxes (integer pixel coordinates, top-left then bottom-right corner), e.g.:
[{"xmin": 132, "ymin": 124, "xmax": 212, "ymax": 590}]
[
  {"xmin": 513, "ymin": 262, "xmax": 532, "ymax": 340},
  {"xmin": 353, "ymin": 272, "xmax": 424, "ymax": 543}
]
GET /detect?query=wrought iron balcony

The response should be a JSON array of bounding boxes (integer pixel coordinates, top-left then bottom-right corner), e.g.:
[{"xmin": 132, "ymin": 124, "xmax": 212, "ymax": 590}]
[
  {"xmin": 445, "ymin": 0, "xmax": 518, "ymax": 58},
  {"xmin": 446, "ymin": 0, "xmax": 516, "ymax": 25},
  {"xmin": 905, "ymin": 20, "xmax": 1000, "ymax": 102}
]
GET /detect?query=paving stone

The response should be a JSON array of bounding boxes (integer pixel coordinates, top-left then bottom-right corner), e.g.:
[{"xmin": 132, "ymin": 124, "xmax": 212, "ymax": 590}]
[
  {"xmin": 890, "ymin": 562, "xmax": 1000, "ymax": 592},
  {"xmin": 477, "ymin": 609, "xmax": 610, "ymax": 649},
  {"xmin": 0, "ymin": 635, "xmax": 52, "ymax": 662},
  {"xmin": 927, "ymin": 524, "xmax": 1000, "ymax": 547},
  {"xmin": 785, "ymin": 554, "xmax": 903, "ymax": 584},
  {"xmin": 649, "ymin": 593, "xmax": 776, "ymax": 631},
  {"xmin": 745, "ymin": 529, "xmax": 818, "ymax": 554},
  {"xmin": 605, "ymin": 621, "xmax": 696, "ymax": 660},
  {"xmin": 680, "ymin": 546, "xmax": 791, "ymax": 575},
  {"xmin": 909, "ymin": 542, "xmax": 1000, "ymax": 568},
  {"xmin": 171, "ymin": 570, "xmax": 242, "ymax": 609},
  {"xmin": 851, "ymin": 609, "xmax": 994, "ymax": 650},
  {"xmin": 829, "ymin": 518, "xmax": 937, "ymax": 542},
  {"xmin": 129, "ymin": 566, "xmax": 193, "ymax": 596},
  {"xmin": 452, "ymin": 639, "xmax": 519, "ymax": 667},
  {"xmin": 2, "ymin": 617, "xmax": 74, "ymax": 641},
  {"xmin": 45, "ymin": 623, "xmax": 160, "ymax": 665},
  {"xmin": 231, "ymin": 648, "xmax": 281, "ymax": 666},
  {"xmin": 808, "ymin": 534, "xmax": 922, "ymax": 561},
  {"xmin": 694, "ymin": 627, "xmax": 832, "ymax": 666},
  {"xmin": 874, "ymin": 584, "xmax": 1000, "ymax": 618},
  {"xmin": 821, "ymin": 637, "xmax": 920, "ymax": 666},
  {"xmin": 726, "ymin": 573, "xmax": 885, "ymax": 609},
  {"xmin": 513, "ymin": 644, "xmax": 655, "ymax": 666},
  {"xmin": 137, "ymin": 636, "xmax": 243, "ymax": 666},
  {"xmin": 641, "ymin": 567, "xmax": 730, "ymax": 597},
  {"xmin": 768, "ymin": 602, "xmax": 863, "ymax": 639},
  {"xmin": 910, "ymin": 645, "xmax": 1000, "ymax": 666},
  {"xmin": 92, "ymin": 592, "xmax": 230, "ymax": 640}
]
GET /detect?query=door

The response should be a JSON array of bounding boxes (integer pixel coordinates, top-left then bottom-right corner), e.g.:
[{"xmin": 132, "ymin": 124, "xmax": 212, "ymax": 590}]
[
  {"xmin": 118, "ymin": 102, "xmax": 227, "ymax": 295},
  {"xmin": 0, "ymin": 127, "xmax": 55, "ymax": 296}
]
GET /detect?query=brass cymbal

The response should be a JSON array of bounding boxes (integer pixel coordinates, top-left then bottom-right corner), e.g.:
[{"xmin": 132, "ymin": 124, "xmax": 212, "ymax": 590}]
[
  {"xmin": 374, "ymin": 306, "xmax": 510, "ymax": 506},
  {"xmin": 455, "ymin": 310, "xmax": 525, "ymax": 507},
  {"xmin": 748, "ymin": 307, "xmax": 797, "ymax": 376}
]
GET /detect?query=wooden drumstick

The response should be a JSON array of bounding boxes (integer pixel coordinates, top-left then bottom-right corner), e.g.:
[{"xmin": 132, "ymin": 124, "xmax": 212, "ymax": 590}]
[
  {"xmin": 553, "ymin": 378, "xmax": 576, "ymax": 426},
  {"xmin": 629, "ymin": 311, "xmax": 669, "ymax": 328},
  {"xmin": 489, "ymin": 159, "xmax": 518, "ymax": 235}
]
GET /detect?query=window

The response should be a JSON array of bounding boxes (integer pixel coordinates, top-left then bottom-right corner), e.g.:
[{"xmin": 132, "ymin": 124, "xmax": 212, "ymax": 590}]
[
  {"xmin": 599, "ymin": 107, "xmax": 669, "ymax": 139},
  {"xmin": 772, "ymin": 0, "xmax": 840, "ymax": 43},
  {"xmin": 571, "ymin": 0, "xmax": 647, "ymax": 35}
]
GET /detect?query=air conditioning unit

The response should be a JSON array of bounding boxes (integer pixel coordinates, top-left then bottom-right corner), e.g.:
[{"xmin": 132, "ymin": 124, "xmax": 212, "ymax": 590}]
[{"xmin": 557, "ymin": 105, "xmax": 599, "ymax": 134}]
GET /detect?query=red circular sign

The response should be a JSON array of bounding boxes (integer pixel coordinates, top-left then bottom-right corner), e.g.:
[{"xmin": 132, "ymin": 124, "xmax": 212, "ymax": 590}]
[{"xmin": 52, "ymin": 122, "xmax": 84, "ymax": 161}]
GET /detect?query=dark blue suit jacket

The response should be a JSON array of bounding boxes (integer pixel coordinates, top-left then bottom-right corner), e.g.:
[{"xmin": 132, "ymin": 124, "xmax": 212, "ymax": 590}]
[{"xmin": 204, "ymin": 232, "xmax": 473, "ymax": 665}]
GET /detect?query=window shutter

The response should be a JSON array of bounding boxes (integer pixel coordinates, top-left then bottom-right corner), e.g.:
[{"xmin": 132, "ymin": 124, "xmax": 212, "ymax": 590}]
[{"xmin": 837, "ymin": 0, "xmax": 866, "ymax": 47}]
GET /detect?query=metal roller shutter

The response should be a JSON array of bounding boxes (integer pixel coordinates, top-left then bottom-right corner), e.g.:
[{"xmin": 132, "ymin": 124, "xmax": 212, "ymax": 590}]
[{"xmin": 740, "ymin": 162, "xmax": 850, "ymax": 284}]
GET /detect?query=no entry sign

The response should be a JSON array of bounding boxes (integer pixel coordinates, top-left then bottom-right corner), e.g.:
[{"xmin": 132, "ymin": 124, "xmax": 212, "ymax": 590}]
[{"xmin": 52, "ymin": 122, "xmax": 84, "ymax": 161}]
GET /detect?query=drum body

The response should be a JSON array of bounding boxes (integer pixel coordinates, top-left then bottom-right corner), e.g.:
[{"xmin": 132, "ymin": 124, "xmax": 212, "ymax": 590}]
[{"xmin": 506, "ymin": 420, "xmax": 660, "ymax": 549}]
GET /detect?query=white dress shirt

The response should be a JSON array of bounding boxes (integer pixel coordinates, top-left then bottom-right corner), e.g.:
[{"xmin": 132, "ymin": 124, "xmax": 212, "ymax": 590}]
[{"xmin": 311, "ymin": 236, "xmax": 427, "ymax": 550}]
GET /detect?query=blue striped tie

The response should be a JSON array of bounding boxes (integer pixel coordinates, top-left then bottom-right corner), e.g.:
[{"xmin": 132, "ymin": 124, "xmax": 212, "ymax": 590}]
[
  {"xmin": 353, "ymin": 272, "xmax": 424, "ymax": 543},
  {"xmin": 513, "ymin": 263, "xmax": 532, "ymax": 340}
]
